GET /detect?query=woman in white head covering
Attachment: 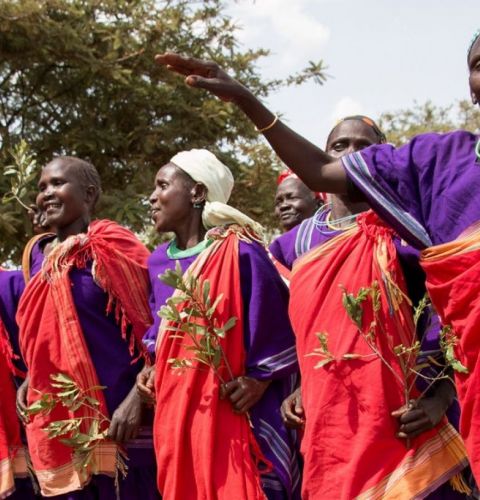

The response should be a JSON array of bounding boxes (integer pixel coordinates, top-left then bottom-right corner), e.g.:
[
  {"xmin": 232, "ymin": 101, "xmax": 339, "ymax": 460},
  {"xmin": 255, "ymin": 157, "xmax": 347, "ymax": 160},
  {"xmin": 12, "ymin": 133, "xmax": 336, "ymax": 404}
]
[{"xmin": 137, "ymin": 149, "xmax": 301, "ymax": 500}]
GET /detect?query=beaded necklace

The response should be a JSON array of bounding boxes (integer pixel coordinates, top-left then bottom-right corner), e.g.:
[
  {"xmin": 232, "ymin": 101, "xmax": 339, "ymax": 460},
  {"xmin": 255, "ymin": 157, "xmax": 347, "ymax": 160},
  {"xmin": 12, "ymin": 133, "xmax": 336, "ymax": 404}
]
[{"xmin": 476, "ymin": 139, "xmax": 480, "ymax": 162}]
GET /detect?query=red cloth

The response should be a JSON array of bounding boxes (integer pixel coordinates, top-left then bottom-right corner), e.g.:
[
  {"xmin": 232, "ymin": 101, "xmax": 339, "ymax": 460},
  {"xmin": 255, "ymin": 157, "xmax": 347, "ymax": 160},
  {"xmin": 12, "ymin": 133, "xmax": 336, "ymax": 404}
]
[
  {"xmin": 290, "ymin": 211, "xmax": 467, "ymax": 499},
  {"xmin": 421, "ymin": 227, "xmax": 480, "ymax": 483},
  {"xmin": 276, "ymin": 169, "xmax": 326, "ymax": 202},
  {"xmin": 0, "ymin": 315, "xmax": 24, "ymax": 498},
  {"xmin": 17, "ymin": 220, "xmax": 151, "ymax": 496},
  {"xmin": 154, "ymin": 229, "xmax": 266, "ymax": 500}
]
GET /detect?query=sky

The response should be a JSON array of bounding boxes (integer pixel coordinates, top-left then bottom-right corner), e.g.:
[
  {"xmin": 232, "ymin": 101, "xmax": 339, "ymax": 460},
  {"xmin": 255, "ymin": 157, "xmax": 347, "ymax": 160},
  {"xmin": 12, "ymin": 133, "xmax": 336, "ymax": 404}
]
[{"xmin": 225, "ymin": 0, "xmax": 480, "ymax": 146}]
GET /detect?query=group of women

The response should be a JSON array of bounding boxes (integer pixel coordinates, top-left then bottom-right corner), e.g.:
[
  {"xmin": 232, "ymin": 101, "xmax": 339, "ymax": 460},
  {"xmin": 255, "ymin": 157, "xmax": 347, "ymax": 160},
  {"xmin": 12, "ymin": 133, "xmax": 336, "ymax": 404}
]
[{"xmin": 1, "ymin": 28, "xmax": 480, "ymax": 500}]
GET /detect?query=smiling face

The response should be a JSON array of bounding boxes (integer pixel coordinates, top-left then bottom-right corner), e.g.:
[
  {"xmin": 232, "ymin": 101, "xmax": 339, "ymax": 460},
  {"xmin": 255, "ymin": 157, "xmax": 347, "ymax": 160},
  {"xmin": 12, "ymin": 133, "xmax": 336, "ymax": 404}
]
[
  {"xmin": 36, "ymin": 158, "xmax": 94, "ymax": 236},
  {"xmin": 149, "ymin": 163, "xmax": 200, "ymax": 234},
  {"xmin": 468, "ymin": 36, "xmax": 480, "ymax": 105},
  {"xmin": 274, "ymin": 177, "xmax": 318, "ymax": 231}
]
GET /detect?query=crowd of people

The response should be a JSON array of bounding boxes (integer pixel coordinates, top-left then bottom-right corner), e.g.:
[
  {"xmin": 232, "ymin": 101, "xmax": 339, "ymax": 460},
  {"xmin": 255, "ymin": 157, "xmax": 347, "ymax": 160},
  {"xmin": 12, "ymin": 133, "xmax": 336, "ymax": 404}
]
[{"xmin": 0, "ymin": 28, "xmax": 480, "ymax": 500}]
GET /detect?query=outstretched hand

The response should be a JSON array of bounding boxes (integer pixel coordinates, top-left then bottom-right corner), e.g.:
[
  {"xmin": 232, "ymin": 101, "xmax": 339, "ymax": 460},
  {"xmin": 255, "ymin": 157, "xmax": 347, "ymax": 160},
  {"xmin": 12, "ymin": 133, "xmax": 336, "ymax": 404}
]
[{"xmin": 155, "ymin": 52, "xmax": 249, "ymax": 103}]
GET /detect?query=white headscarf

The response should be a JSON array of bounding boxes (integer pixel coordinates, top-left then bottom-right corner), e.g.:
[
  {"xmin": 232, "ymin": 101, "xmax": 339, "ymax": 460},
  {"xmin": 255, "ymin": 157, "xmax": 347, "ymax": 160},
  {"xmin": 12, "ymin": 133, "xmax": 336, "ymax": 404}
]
[{"xmin": 170, "ymin": 149, "xmax": 264, "ymax": 235}]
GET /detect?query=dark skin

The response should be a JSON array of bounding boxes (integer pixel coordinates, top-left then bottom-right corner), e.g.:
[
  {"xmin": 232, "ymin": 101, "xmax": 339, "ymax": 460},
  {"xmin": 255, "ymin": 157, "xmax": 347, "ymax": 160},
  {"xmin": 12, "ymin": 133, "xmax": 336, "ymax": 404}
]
[
  {"xmin": 468, "ymin": 37, "xmax": 480, "ymax": 105},
  {"xmin": 16, "ymin": 158, "xmax": 143, "ymax": 444},
  {"xmin": 157, "ymin": 52, "xmax": 462, "ymax": 436},
  {"xmin": 279, "ymin": 120, "xmax": 456, "ymax": 435},
  {"xmin": 136, "ymin": 164, "xmax": 270, "ymax": 413},
  {"xmin": 274, "ymin": 177, "xmax": 319, "ymax": 231}
]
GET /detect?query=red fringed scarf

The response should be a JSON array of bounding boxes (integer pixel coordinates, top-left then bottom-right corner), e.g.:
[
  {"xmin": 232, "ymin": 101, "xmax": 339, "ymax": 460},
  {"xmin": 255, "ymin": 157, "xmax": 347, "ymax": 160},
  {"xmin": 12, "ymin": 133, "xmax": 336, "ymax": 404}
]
[
  {"xmin": 154, "ymin": 227, "xmax": 266, "ymax": 500},
  {"xmin": 289, "ymin": 211, "xmax": 467, "ymax": 499},
  {"xmin": 17, "ymin": 219, "xmax": 151, "ymax": 496},
  {"xmin": 421, "ymin": 222, "xmax": 480, "ymax": 484},
  {"xmin": 0, "ymin": 314, "xmax": 27, "ymax": 499}
]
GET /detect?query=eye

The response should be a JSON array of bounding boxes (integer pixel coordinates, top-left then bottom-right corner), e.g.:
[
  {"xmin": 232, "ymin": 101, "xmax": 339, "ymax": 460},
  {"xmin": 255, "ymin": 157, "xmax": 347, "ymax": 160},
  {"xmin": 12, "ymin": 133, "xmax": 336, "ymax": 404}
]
[{"xmin": 332, "ymin": 142, "xmax": 347, "ymax": 152}]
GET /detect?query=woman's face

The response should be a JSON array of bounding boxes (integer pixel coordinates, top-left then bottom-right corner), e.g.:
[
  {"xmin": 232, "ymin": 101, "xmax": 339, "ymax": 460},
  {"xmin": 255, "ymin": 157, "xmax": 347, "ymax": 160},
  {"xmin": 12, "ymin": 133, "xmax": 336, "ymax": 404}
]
[
  {"xmin": 149, "ymin": 163, "xmax": 196, "ymax": 233},
  {"xmin": 274, "ymin": 177, "xmax": 318, "ymax": 231},
  {"xmin": 36, "ymin": 159, "xmax": 90, "ymax": 231},
  {"xmin": 468, "ymin": 37, "xmax": 480, "ymax": 105},
  {"xmin": 326, "ymin": 120, "xmax": 381, "ymax": 158}
]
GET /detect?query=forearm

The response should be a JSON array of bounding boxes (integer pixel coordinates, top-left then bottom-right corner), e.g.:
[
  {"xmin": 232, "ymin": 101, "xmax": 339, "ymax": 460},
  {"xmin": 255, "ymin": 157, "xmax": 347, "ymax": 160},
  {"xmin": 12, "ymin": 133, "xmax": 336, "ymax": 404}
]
[{"xmin": 237, "ymin": 92, "xmax": 347, "ymax": 193}]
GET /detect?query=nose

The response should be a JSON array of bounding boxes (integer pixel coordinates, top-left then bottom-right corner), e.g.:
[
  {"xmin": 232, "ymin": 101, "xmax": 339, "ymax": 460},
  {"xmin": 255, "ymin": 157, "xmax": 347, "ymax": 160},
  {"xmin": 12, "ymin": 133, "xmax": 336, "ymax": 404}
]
[{"xmin": 149, "ymin": 190, "xmax": 157, "ymax": 206}]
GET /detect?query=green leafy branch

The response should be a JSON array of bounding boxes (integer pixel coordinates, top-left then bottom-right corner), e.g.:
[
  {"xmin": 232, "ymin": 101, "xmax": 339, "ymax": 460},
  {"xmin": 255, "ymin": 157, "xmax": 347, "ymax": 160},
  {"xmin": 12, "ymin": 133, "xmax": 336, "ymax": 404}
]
[
  {"xmin": 159, "ymin": 261, "xmax": 237, "ymax": 383},
  {"xmin": 439, "ymin": 325, "xmax": 468, "ymax": 374},
  {"xmin": 339, "ymin": 284, "xmax": 468, "ymax": 407},
  {"xmin": 25, "ymin": 373, "xmax": 127, "ymax": 478},
  {"xmin": 2, "ymin": 140, "xmax": 38, "ymax": 211}
]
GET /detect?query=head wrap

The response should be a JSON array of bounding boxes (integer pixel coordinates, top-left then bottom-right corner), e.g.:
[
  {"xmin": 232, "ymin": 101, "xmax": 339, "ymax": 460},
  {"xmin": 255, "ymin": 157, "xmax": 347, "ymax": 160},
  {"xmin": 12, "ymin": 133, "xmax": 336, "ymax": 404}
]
[
  {"xmin": 468, "ymin": 29, "xmax": 480, "ymax": 59},
  {"xmin": 170, "ymin": 149, "xmax": 264, "ymax": 235},
  {"xmin": 276, "ymin": 168, "xmax": 326, "ymax": 202},
  {"xmin": 331, "ymin": 115, "xmax": 387, "ymax": 144}
]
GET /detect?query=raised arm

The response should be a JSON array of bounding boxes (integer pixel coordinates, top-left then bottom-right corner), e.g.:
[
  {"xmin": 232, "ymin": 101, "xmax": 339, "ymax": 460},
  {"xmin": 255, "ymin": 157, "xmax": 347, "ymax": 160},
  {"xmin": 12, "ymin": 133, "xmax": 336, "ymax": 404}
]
[{"xmin": 155, "ymin": 53, "xmax": 347, "ymax": 194}]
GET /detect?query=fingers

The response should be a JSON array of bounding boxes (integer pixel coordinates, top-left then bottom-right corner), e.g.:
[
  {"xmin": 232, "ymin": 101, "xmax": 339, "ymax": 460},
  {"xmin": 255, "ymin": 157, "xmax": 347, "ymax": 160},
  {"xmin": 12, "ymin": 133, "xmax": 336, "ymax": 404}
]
[
  {"xmin": 396, "ymin": 408, "xmax": 425, "ymax": 424},
  {"xmin": 281, "ymin": 398, "xmax": 305, "ymax": 428},
  {"xmin": 155, "ymin": 53, "xmax": 217, "ymax": 77},
  {"xmin": 397, "ymin": 416, "xmax": 432, "ymax": 439},
  {"xmin": 220, "ymin": 380, "xmax": 239, "ymax": 400}
]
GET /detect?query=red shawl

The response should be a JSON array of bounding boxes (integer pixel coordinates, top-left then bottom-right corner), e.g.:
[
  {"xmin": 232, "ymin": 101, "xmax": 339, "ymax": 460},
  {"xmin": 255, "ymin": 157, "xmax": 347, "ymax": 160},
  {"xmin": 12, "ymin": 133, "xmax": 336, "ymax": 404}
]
[
  {"xmin": 421, "ymin": 222, "xmax": 480, "ymax": 483},
  {"xmin": 0, "ymin": 314, "xmax": 27, "ymax": 499},
  {"xmin": 290, "ymin": 211, "xmax": 467, "ymax": 499},
  {"xmin": 17, "ymin": 220, "xmax": 151, "ymax": 496},
  {"xmin": 154, "ymin": 228, "xmax": 266, "ymax": 500}
]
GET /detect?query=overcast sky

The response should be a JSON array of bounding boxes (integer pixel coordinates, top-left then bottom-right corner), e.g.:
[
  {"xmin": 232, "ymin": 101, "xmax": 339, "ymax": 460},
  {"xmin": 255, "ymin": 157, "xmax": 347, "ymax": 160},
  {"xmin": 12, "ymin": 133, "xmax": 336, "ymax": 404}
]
[{"xmin": 225, "ymin": 0, "xmax": 480, "ymax": 145}]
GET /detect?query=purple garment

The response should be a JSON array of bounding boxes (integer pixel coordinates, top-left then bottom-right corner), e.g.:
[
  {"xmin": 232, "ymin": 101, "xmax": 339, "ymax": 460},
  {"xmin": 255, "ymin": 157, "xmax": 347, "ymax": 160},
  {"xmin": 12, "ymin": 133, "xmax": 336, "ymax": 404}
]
[
  {"xmin": 343, "ymin": 131, "xmax": 480, "ymax": 249},
  {"xmin": 28, "ymin": 236, "xmax": 159, "ymax": 500},
  {"xmin": 269, "ymin": 206, "xmax": 339, "ymax": 270},
  {"xmin": 145, "ymin": 240, "xmax": 301, "ymax": 500},
  {"xmin": 0, "ymin": 270, "xmax": 26, "ymax": 373}
]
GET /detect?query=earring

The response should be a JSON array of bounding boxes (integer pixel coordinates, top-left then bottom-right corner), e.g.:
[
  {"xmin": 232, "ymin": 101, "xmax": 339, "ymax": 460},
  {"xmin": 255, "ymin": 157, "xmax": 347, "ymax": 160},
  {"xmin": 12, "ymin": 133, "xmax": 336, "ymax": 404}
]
[{"xmin": 193, "ymin": 201, "xmax": 203, "ymax": 209}]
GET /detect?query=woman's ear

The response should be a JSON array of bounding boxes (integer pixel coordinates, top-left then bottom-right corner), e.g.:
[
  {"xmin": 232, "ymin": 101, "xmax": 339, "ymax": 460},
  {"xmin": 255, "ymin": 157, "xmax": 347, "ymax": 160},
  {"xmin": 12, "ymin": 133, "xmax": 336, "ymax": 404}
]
[
  {"xmin": 471, "ymin": 89, "xmax": 478, "ymax": 105},
  {"xmin": 191, "ymin": 183, "xmax": 208, "ymax": 206},
  {"xmin": 85, "ymin": 185, "xmax": 98, "ymax": 210}
]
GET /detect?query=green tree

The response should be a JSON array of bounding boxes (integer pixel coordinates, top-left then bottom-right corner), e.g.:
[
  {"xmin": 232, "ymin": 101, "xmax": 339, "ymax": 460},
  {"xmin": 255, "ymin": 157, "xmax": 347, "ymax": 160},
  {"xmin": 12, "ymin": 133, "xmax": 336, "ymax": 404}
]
[
  {"xmin": 0, "ymin": 0, "xmax": 326, "ymax": 264},
  {"xmin": 378, "ymin": 100, "xmax": 480, "ymax": 146}
]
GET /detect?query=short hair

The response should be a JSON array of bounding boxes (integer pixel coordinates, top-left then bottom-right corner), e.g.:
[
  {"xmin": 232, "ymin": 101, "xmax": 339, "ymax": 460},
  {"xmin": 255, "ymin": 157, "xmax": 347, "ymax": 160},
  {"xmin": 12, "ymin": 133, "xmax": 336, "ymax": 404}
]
[{"xmin": 47, "ymin": 155, "xmax": 102, "ymax": 208}]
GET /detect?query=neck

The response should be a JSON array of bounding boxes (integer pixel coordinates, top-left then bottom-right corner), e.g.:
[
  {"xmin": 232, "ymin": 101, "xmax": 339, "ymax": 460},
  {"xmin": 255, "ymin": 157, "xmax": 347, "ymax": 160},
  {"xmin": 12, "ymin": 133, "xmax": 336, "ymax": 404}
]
[
  {"xmin": 331, "ymin": 195, "xmax": 368, "ymax": 227},
  {"xmin": 56, "ymin": 216, "xmax": 90, "ymax": 242},
  {"xmin": 174, "ymin": 214, "xmax": 206, "ymax": 250}
]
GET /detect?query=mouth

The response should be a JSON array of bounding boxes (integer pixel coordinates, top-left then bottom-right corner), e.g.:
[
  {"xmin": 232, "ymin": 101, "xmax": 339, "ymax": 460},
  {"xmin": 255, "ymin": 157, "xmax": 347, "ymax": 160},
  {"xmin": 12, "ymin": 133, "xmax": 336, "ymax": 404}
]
[
  {"xmin": 150, "ymin": 208, "xmax": 161, "ymax": 220},
  {"xmin": 280, "ymin": 212, "xmax": 296, "ymax": 220},
  {"xmin": 44, "ymin": 201, "xmax": 62, "ymax": 213}
]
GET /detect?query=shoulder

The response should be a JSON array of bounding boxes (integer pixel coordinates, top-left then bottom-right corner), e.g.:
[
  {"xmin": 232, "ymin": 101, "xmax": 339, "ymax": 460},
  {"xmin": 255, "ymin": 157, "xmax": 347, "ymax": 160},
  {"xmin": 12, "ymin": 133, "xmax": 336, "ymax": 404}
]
[{"xmin": 148, "ymin": 241, "xmax": 171, "ymax": 266}]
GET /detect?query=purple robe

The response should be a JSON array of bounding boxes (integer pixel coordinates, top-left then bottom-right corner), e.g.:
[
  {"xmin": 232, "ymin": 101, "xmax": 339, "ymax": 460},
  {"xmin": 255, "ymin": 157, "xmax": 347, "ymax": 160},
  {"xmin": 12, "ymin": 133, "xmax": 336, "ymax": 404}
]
[
  {"xmin": 342, "ymin": 131, "xmax": 479, "ymax": 498},
  {"xmin": 269, "ymin": 207, "xmax": 338, "ymax": 270},
  {"xmin": 28, "ymin": 235, "xmax": 159, "ymax": 500},
  {"xmin": 144, "ymin": 240, "xmax": 302, "ymax": 500},
  {"xmin": 342, "ymin": 131, "xmax": 480, "ymax": 249}
]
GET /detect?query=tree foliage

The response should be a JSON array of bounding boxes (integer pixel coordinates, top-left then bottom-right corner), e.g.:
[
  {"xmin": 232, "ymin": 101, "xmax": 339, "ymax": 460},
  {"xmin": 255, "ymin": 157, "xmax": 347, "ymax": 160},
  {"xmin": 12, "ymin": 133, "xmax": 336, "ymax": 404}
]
[
  {"xmin": 0, "ymin": 0, "xmax": 325, "ymax": 264},
  {"xmin": 378, "ymin": 100, "xmax": 480, "ymax": 146}
]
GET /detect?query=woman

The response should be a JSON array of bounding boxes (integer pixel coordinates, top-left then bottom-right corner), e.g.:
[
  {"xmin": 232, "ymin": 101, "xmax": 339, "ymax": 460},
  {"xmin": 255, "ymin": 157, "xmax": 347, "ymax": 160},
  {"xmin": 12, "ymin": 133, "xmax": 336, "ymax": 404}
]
[
  {"xmin": 154, "ymin": 39, "xmax": 480, "ymax": 493},
  {"xmin": 0, "ymin": 269, "xmax": 36, "ymax": 499},
  {"xmin": 272, "ymin": 117, "xmax": 468, "ymax": 499},
  {"xmin": 16, "ymin": 156, "xmax": 158, "ymax": 499},
  {"xmin": 270, "ymin": 115, "xmax": 385, "ymax": 270},
  {"xmin": 274, "ymin": 170, "xmax": 321, "ymax": 232},
  {"xmin": 138, "ymin": 149, "xmax": 301, "ymax": 499}
]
